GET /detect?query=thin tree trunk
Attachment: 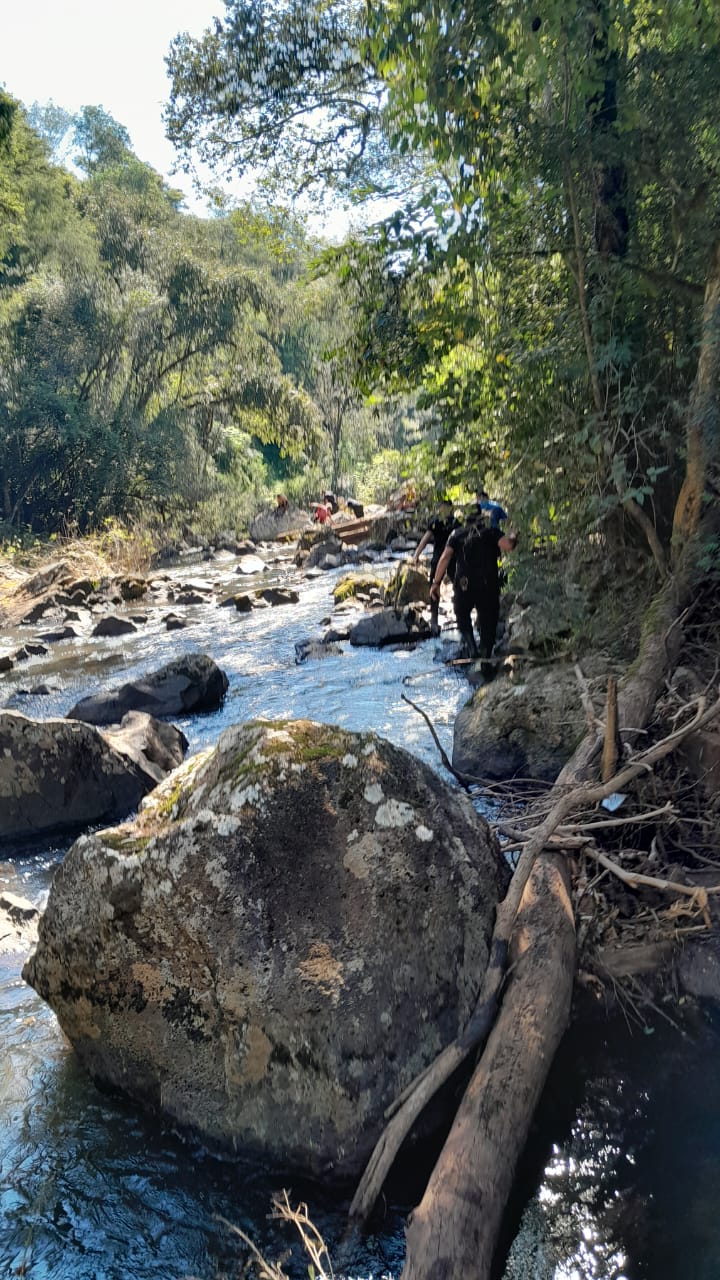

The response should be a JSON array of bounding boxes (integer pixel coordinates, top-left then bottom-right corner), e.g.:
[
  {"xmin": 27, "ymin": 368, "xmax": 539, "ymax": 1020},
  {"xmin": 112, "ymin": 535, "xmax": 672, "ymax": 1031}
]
[{"xmin": 672, "ymin": 237, "xmax": 720, "ymax": 558}]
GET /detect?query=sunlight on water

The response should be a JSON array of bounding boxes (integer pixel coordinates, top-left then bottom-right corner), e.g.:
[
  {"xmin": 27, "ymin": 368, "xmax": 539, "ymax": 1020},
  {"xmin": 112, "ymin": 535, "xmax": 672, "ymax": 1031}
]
[
  {"xmin": 0, "ymin": 553, "xmax": 456, "ymax": 1280},
  {"xmin": 3, "ymin": 552, "xmax": 720, "ymax": 1279}
]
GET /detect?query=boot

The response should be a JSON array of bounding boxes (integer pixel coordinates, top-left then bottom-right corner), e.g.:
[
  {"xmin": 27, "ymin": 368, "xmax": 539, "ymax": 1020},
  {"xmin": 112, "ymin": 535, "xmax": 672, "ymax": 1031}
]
[{"xmin": 459, "ymin": 629, "xmax": 478, "ymax": 659}]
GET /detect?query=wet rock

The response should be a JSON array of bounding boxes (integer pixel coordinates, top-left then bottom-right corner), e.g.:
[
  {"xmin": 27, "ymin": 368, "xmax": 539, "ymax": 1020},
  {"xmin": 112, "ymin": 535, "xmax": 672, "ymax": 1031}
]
[
  {"xmin": 349, "ymin": 606, "xmax": 431, "ymax": 647},
  {"xmin": 294, "ymin": 638, "xmax": 344, "ymax": 663},
  {"xmin": 24, "ymin": 719, "xmax": 504, "ymax": 1178},
  {"xmin": 678, "ymin": 936, "xmax": 720, "ymax": 1003},
  {"xmin": 103, "ymin": 711, "xmax": 188, "ymax": 786},
  {"xmin": 384, "ymin": 564, "xmax": 431, "ymax": 608},
  {"xmin": 13, "ymin": 643, "xmax": 49, "ymax": 663},
  {"xmin": 0, "ymin": 890, "xmax": 40, "ymax": 955},
  {"xmin": 20, "ymin": 597, "xmax": 61, "ymax": 625},
  {"xmin": 66, "ymin": 577, "xmax": 95, "ymax": 599},
  {"xmin": 236, "ymin": 554, "xmax": 266, "ymax": 575},
  {"xmin": 164, "ymin": 613, "xmax": 188, "ymax": 631},
  {"xmin": 92, "ymin": 616, "xmax": 138, "ymax": 638},
  {"xmin": 452, "ymin": 664, "xmax": 586, "ymax": 781},
  {"xmin": 67, "ymin": 653, "xmax": 229, "ymax": 726},
  {"xmin": 12, "ymin": 683, "xmax": 59, "ymax": 698},
  {"xmin": 301, "ymin": 533, "xmax": 344, "ymax": 570},
  {"xmin": 0, "ymin": 711, "xmax": 180, "ymax": 842},
  {"xmin": 38, "ymin": 625, "xmax": 81, "ymax": 644},
  {"xmin": 0, "ymin": 654, "xmax": 14, "ymax": 673},
  {"xmin": 174, "ymin": 591, "xmax": 207, "ymax": 606},
  {"xmin": 221, "ymin": 592, "xmax": 254, "ymax": 612},
  {"xmin": 333, "ymin": 576, "xmax": 384, "ymax": 604},
  {"xmin": 118, "ymin": 578, "xmax": 147, "ymax": 602},
  {"xmin": 257, "ymin": 587, "xmax": 300, "ymax": 607}
]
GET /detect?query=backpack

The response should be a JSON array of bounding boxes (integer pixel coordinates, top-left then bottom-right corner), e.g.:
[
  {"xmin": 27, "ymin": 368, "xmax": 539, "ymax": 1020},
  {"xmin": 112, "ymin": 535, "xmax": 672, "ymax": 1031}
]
[{"xmin": 460, "ymin": 523, "xmax": 498, "ymax": 582}]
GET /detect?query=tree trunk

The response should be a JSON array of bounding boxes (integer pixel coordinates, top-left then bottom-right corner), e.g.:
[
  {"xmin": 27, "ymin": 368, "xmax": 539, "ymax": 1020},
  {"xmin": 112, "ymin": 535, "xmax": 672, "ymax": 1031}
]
[
  {"xmin": 672, "ymin": 237, "xmax": 720, "ymax": 558},
  {"xmin": 401, "ymin": 854, "xmax": 575, "ymax": 1280}
]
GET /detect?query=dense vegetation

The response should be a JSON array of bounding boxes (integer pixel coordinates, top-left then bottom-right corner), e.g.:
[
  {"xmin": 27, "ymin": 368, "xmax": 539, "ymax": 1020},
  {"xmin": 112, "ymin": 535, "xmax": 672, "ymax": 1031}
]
[
  {"xmin": 167, "ymin": 0, "xmax": 720, "ymax": 565},
  {"xmin": 0, "ymin": 94, "xmax": 413, "ymax": 539}
]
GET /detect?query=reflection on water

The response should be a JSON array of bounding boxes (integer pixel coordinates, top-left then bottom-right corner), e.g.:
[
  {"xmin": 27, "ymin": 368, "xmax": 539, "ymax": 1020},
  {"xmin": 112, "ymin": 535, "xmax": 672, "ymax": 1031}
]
[
  {"xmin": 502, "ymin": 1010, "xmax": 720, "ymax": 1280},
  {"xmin": 2, "ymin": 553, "xmax": 719, "ymax": 1278}
]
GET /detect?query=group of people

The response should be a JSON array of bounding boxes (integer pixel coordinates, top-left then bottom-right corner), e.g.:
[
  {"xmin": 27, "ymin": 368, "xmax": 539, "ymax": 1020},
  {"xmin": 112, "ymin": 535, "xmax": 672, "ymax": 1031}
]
[
  {"xmin": 414, "ymin": 486, "xmax": 517, "ymax": 673},
  {"xmin": 311, "ymin": 491, "xmax": 365, "ymax": 525},
  {"xmin": 275, "ymin": 490, "xmax": 366, "ymax": 524}
]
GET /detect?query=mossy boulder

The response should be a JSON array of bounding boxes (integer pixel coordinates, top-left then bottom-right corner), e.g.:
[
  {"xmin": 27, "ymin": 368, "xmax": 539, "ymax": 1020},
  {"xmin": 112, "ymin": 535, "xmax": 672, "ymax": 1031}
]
[
  {"xmin": 24, "ymin": 719, "xmax": 504, "ymax": 1179},
  {"xmin": 333, "ymin": 573, "xmax": 385, "ymax": 603},
  {"xmin": 384, "ymin": 564, "xmax": 431, "ymax": 608}
]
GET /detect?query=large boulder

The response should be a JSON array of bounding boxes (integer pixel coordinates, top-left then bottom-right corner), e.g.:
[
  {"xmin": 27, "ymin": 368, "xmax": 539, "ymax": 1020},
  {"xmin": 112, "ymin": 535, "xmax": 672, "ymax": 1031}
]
[
  {"xmin": 0, "ymin": 710, "xmax": 187, "ymax": 842},
  {"xmin": 453, "ymin": 665, "xmax": 587, "ymax": 781},
  {"xmin": 24, "ymin": 719, "xmax": 504, "ymax": 1179},
  {"xmin": 305, "ymin": 534, "xmax": 344, "ymax": 570},
  {"xmin": 67, "ymin": 653, "xmax": 228, "ymax": 725},
  {"xmin": 250, "ymin": 507, "xmax": 309, "ymax": 542},
  {"xmin": 349, "ymin": 605, "xmax": 431, "ymax": 647}
]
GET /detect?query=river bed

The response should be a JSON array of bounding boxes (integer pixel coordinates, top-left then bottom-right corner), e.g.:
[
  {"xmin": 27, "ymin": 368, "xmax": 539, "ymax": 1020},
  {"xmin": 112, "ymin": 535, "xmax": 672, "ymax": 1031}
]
[{"xmin": 1, "ymin": 548, "xmax": 718, "ymax": 1279}]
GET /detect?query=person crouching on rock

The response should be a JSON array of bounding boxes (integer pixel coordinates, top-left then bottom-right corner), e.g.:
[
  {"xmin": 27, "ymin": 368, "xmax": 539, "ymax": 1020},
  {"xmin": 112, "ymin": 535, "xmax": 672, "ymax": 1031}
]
[
  {"xmin": 274, "ymin": 493, "xmax": 289, "ymax": 517},
  {"xmin": 414, "ymin": 498, "xmax": 459, "ymax": 636},
  {"xmin": 430, "ymin": 513, "xmax": 518, "ymax": 673},
  {"xmin": 312, "ymin": 502, "xmax": 333, "ymax": 526}
]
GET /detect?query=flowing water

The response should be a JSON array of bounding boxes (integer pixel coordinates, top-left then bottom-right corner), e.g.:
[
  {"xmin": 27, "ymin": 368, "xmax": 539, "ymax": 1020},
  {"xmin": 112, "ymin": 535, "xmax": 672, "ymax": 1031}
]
[{"xmin": 1, "ymin": 548, "xmax": 719, "ymax": 1280}]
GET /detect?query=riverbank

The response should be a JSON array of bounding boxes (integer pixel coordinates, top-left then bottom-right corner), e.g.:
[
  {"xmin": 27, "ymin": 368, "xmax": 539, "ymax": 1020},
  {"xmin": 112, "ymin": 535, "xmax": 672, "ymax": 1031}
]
[{"xmin": 1, "ymin": 529, "xmax": 719, "ymax": 1280}]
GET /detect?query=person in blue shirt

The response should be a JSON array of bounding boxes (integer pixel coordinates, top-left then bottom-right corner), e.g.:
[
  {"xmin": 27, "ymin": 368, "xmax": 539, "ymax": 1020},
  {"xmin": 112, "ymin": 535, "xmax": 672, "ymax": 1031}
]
[{"xmin": 475, "ymin": 487, "xmax": 507, "ymax": 528}]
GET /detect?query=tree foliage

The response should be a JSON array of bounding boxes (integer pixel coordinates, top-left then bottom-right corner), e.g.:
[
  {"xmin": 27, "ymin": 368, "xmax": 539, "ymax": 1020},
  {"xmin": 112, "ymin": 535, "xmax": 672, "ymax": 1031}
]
[
  {"xmin": 167, "ymin": 0, "xmax": 720, "ymax": 554},
  {"xmin": 0, "ymin": 95, "xmax": 399, "ymax": 534}
]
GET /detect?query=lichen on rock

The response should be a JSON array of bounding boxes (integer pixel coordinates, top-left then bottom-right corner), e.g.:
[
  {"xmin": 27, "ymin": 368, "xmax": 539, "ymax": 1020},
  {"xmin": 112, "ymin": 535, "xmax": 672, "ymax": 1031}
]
[{"xmin": 24, "ymin": 718, "xmax": 505, "ymax": 1179}]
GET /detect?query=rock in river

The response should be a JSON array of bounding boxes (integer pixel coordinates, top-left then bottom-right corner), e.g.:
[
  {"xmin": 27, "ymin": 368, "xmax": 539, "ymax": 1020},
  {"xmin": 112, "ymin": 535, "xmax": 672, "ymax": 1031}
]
[
  {"xmin": 0, "ymin": 710, "xmax": 187, "ymax": 842},
  {"xmin": 452, "ymin": 664, "xmax": 586, "ymax": 781},
  {"xmin": 67, "ymin": 653, "xmax": 228, "ymax": 726},
  {"xmin": 349, "ymin": 605, "xmax": 431, "ymax": 647},
  {"xmin": 24, "ymin": 719, "xmax": 505, "ymax": 1179}
]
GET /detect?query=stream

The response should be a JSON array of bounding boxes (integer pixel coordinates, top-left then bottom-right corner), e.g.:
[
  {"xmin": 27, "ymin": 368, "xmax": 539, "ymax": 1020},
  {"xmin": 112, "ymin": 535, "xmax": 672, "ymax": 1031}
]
[{"xmin": 1, "ymin": 546, "xmax": 719, "ymax": 1280}]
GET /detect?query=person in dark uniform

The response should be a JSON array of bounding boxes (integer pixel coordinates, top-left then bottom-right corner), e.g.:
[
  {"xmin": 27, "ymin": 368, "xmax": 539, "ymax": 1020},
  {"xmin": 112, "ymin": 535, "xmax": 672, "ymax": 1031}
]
[
  {"xmin": 413, "ymin": 498, "xmax": 459, "ymax": 635},
  {"xmin": 430, "ymin": 514, "xmax": 517, "ymax": 668}
]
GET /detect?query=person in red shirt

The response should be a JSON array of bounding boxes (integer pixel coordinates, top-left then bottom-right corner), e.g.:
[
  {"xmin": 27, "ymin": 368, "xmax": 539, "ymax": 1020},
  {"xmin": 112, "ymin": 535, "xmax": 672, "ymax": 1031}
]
[{"xmin": 312, "ymin": 502, "xmax": 333, "ymax": 526}]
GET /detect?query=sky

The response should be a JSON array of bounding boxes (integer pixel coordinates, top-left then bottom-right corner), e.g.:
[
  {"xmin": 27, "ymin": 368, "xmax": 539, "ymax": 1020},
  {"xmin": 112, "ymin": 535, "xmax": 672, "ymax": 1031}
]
[{"xmin": 1, "ymin": 0, "xmax": 352, "ymax": 234}]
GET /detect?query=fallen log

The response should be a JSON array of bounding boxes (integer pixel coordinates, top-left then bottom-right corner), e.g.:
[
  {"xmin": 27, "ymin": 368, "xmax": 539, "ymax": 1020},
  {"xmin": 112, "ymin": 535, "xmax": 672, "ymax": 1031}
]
[
  {"xmin": 349, "ymin": 692, "xmax": 720, "ymax": 1234},
  {"xmin": 402, "ymin": 854, "xmax": 575, "ymax": 1280}
]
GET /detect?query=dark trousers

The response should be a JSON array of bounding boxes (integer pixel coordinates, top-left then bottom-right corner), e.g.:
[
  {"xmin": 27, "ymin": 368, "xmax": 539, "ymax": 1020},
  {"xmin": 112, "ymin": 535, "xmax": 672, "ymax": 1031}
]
[{"xmin": 453, "ymin": 582, "xmax": 499, "ymax": 658}]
